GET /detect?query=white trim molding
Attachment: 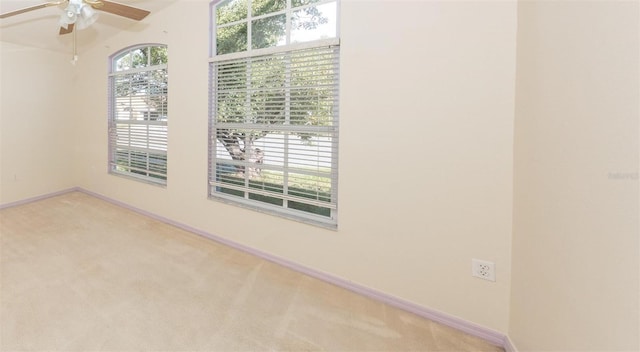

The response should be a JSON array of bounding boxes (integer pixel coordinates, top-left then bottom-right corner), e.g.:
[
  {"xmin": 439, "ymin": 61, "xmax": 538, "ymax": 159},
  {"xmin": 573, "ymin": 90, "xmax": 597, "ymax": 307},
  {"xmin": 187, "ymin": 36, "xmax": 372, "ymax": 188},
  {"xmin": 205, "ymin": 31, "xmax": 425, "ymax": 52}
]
[{"xmin": 0, "ymin": 187, "xmax": 81, "ymax": 210}]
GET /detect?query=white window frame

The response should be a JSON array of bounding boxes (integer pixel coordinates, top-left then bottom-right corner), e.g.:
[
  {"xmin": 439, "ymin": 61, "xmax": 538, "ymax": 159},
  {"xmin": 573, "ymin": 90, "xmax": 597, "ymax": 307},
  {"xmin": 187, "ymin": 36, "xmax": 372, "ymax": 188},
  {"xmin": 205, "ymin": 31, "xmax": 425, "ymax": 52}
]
[
  {"xmin": 108, "ymin": 44, "xmax": 168, "ymax": 185},
  {"xmin": 209, "ymin": 0, "xmax": 340, "ymax": 228}
]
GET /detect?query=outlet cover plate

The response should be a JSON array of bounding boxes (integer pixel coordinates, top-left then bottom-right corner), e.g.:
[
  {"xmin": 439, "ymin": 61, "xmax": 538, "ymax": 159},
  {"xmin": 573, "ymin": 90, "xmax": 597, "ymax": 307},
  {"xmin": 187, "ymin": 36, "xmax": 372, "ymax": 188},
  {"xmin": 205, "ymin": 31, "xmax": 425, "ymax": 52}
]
[{"xmin": 472, "ymin": 259, "xmax": 496, "ymax": 281}]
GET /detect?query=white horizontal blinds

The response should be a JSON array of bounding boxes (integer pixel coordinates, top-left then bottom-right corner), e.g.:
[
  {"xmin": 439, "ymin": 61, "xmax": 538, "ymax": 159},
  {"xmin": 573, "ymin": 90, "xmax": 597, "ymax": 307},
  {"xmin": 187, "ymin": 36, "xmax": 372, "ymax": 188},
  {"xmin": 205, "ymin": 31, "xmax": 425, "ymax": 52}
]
[
  {"xmin": 210, "ymin": 45, "xmax": 339, "ymax": 222},
  {"xmin": 109, "ymin": 45, "xmax": 168, "ymax": 184}
]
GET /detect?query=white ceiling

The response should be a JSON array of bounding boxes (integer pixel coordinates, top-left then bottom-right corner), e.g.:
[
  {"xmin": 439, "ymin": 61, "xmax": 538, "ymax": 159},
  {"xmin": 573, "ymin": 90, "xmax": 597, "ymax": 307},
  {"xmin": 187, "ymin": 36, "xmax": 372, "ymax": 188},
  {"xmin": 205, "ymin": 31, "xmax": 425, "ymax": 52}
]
[{"xmin": 0, "ymin": 0, "xmax": 176, "ymax": 54}]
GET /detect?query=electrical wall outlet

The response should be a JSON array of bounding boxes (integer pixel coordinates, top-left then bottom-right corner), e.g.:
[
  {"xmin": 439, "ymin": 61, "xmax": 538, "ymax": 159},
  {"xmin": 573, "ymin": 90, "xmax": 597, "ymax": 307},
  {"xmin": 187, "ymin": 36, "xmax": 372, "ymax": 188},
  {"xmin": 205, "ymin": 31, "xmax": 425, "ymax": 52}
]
[{"xmin": 472, "ymin": 259, "xmax": 496, "ymax": 281}]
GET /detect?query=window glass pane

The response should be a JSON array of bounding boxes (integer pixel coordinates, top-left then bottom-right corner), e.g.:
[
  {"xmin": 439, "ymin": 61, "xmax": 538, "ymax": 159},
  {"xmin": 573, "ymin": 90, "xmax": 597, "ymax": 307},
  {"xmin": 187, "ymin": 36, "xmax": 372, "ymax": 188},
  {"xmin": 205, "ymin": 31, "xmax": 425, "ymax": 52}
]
[
  {"xmin": 251, "ymin": 14, "xmax": 286, "ymax": 49},
  {"xmin": 248, "ymin": 192, "xmax": 284, "ymax": 206},
  {"xmin": 115, "ymin": 97, "xmax": 132, "ymax": 120},
  {"xmin": 216, "ymin": 92, "xmax": 248, "ymax": 123},
  {"xmin": 249, "ymin": 57, "xmax": 286, "ymax": 124},
  {"xmin": 150, "ymin": 46, "xmax": 168, "ymax": 65},
  {"xmin": 291, "ymin": 0, "xmax": 321, "ymax": 7},
  {"xmin": 148, "ymin": 125, "xmax": 168, "ymax": 150},
  {"xmin": 217, "ymin": 22, "xmax": 248, "ymax": 55},
  {"xmin": 216, "ymin": 0, "xmax": 248, "ymax": 25},
  {"xmin": 148, "ymin": 154, "xmax": 167, "ymax": 180},
  {"xmin": 252, "ymin": 0, "xmax": 286, "ymax": 17},
  {"xmin": 216, "ymin": 85, "xmax": 248, "ymax": 123},
  {"xmin": 291, "ymin": 2, "xmax": 337, "ymax": 43},
  {"xmin": 252, "ymin": 133, "xmax": 284, "ymax": 169},
  {"xmin": 248, "ymin": 165, "xmax": 284, "ymax": 205},
  {"xmin": 131, "ymin": 48, "xmax": 149, "ymax": 68},
  {"xmin": 285, "ymin": 135, "xmax": 334, "ymax": 189},
  {"xmin": 288, "ymin": 171, "xmax": 331, "ymax": 202},
  {"xmin": 147, "ymin": 69, "xmax": 169, "ymax": 119},
  {"xmin": 290, "ymin": 49, "xmax": 338, "ymax": 126},
  {"xmin": 115, "ymin": 52, "xmax": 132, "ymax": 71},
  {"xmin": 251, "ymin": 170, "xmax": 283, "ymax": 191},
  {"xmin": 288, "ymin": 201, "xmax": 331, "ymax": 217}
]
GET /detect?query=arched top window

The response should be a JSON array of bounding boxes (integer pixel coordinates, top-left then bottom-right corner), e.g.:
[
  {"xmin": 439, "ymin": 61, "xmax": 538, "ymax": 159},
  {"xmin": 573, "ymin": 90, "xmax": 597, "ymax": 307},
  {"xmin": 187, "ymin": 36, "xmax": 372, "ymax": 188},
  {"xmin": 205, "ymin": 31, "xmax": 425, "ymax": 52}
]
[
  {"xmin": 111, "ymin": 44, "xmax": 168, "ymax": 71},
  {"xmin": 108, "ymin": 44, "xmax": 169, "ymax": 185}
]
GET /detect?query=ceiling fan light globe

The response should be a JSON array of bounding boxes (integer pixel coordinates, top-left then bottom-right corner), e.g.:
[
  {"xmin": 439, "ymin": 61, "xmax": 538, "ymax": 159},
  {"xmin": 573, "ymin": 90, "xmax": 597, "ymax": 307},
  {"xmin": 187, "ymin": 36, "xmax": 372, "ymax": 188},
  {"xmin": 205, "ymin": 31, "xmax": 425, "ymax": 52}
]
[
  {"xmin": 80, "ymin": 5, "xmax": 96, "ymax": 18},
  {"xmin": 59, "ymin": 14, "xmax": 75, "ymax": 27},
  {"xmin": 76, "ymin": 14, "xmax": 98, "ymax": 30},
  {"xmin": 76, "ymin": 5, "xmax": 98, "ymax": 30}
]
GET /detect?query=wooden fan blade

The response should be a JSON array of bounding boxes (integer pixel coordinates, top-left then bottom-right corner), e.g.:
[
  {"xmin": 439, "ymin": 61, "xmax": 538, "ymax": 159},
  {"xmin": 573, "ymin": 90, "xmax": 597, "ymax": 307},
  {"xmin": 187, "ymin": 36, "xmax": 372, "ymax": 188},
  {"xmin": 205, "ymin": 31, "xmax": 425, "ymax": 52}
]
[
  {"xmin": 0, "ymin": 1, "xmax": 66, "ymax": 19},
  {"xmin": 59, "ymin": 23, "xmax": 75, "ymax": 35},
  {"xmin": 94, "ymin": 1, "xmax": 150, "ymax": 21}
]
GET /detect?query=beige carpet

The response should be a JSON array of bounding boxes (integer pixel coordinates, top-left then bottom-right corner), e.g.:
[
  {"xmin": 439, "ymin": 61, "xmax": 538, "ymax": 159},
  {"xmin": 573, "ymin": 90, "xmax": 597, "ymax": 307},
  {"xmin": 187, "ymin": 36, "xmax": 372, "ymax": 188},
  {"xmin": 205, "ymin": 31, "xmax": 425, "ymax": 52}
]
[{"xmin": 0, "ymin": 191, "xmax": 503, "ymax": 351}]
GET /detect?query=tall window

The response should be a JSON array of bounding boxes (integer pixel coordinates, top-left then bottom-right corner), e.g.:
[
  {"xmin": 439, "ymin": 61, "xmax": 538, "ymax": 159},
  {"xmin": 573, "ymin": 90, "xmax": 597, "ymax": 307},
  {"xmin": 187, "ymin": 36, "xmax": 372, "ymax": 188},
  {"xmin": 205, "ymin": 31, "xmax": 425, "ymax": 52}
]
[
  {"xmin": 209, "ymin": 0, "xmax": 340, "ymax": 227},
  {"xmin": 108, "ymin": 44, "xmax": 168, "ymax": 184}
]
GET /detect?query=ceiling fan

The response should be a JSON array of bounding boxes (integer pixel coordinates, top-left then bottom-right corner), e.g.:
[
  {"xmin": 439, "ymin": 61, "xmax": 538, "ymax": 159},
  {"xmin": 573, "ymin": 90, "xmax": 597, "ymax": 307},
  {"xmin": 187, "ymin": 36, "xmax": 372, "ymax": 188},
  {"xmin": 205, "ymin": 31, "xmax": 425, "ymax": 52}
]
[{"xmin": 0, "ymin": 0, "xmax": 150, "ymax": 35}]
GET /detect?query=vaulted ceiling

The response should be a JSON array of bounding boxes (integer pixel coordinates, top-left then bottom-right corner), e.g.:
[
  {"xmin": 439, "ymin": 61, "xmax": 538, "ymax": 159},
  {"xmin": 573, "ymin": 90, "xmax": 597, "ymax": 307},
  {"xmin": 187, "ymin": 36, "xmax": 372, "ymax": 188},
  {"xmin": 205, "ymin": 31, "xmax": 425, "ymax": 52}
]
[{"xmin": 0, "ymin": 0, "xmax": 177, "ymax": 54}]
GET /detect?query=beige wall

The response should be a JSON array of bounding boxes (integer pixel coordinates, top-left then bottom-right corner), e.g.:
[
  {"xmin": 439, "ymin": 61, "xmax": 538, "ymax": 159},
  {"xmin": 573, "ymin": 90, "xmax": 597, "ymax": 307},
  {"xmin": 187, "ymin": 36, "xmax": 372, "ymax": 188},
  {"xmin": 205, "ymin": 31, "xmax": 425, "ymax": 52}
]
[
  {"xmin": 70, "ymin": 0, "xmax": 517, "ymax": 332},
  {"xmin": 0, "ymin": 42, "xmax": 76, "ymax": 203},
  {"xmin": 510, "ymin": 0, "xmax": 640, "ymax": 350}
]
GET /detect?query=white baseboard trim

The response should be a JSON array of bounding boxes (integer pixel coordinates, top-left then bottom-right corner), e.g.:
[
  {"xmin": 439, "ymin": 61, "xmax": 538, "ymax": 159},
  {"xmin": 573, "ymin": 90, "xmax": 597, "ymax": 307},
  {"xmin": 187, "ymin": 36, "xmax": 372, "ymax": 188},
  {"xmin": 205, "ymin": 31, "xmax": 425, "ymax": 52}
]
[
  {"xmin": 5, "ymin": 187, "xmax": 512, "ymax": 349},
  {"xmin": 0, "ymin": 187, "xmax": 80, "ymax": 210}
]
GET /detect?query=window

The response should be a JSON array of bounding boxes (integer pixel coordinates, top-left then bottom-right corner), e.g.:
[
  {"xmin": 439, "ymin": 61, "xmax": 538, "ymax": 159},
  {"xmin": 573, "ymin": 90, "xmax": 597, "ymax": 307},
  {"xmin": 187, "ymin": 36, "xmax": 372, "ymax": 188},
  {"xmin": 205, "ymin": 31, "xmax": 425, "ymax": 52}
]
[
  {"xmin": 108, "ymin": 44, "xmax": 168, "ymax": 184},
  {"xmin": 209, "ymin": 0, "xmax": 340, "ymax": 227}
]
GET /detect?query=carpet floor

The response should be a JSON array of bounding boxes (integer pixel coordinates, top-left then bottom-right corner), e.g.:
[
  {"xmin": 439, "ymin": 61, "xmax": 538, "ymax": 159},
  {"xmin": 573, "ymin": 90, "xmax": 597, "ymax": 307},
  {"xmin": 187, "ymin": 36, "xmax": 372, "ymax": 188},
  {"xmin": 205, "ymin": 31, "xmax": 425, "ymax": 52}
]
[{"xmin": 0, "ymin": 191, "xmax": 503, "ymax": 351}]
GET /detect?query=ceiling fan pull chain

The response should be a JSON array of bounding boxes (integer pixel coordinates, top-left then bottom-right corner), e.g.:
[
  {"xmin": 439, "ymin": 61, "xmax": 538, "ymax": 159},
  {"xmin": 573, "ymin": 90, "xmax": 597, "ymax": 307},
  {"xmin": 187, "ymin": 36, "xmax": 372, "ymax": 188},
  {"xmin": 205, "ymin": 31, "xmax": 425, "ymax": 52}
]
[{"xmin": 71, "ymin": 25, "xmax": 78, "ymax": 65}]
